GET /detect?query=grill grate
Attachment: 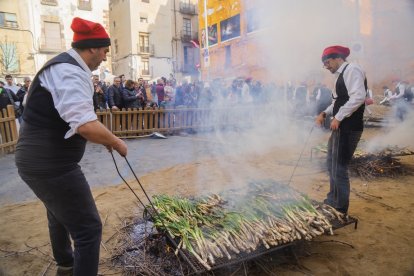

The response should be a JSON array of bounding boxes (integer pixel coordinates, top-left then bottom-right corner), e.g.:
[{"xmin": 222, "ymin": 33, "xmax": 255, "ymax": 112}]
[{"xmin": 163, "ymin": 215, "xmax": 358, "ymax": 274}]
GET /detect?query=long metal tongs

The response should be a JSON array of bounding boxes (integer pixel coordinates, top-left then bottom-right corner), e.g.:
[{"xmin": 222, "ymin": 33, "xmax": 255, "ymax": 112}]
[{"xmin": 109, "ymin": 152, "xmax": 199, "ymax": 272}]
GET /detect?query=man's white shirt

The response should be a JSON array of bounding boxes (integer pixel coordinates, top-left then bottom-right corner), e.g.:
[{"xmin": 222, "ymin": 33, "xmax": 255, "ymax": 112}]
[{"xmin": 38, "ymin": 49, "xmax": 97, "ymax": 139}]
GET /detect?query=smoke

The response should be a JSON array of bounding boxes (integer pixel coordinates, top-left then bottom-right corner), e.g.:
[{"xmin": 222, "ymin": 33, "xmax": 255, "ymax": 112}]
[
  {"xmin": 191, "ymin": 0, "xmax": 414, "ymax": 193},
  {"xmin": 365, "ymin": 107, "xmax": 414, "ymax": 152}
]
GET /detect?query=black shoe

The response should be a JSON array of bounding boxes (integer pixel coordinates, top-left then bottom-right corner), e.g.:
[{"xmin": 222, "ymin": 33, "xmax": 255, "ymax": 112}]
[
  {"xmin": 323, "ymin": 199, "xmax": 334, "ymax": 206},
  {"xmin": 56, "ymin": 266, "xmax": 73, "ymax": 276}
]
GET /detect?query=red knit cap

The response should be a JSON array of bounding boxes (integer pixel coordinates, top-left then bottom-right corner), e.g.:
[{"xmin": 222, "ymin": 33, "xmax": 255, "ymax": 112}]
[
  {"xmin": 321, "ymin": 45, "xmax": 350, "ymax": 62},
  {"xmin": 71, "ymin": 17, "xmax": 110, "ymax": 49}
]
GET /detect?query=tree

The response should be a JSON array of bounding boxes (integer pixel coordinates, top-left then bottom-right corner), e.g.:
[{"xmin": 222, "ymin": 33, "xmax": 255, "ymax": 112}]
[{"xmin": 0, "ymin": 37, "xmax": 19, "ymax": 74}]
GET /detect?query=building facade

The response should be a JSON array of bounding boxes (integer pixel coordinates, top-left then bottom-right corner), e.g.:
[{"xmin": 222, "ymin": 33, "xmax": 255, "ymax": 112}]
[
  {"xmin": 0, "ymin": 0, "xmax": 110, "ymax": 83},
  {"xmin": 109, "ymin": 0, "xmax": 200, "ymax": 82}
]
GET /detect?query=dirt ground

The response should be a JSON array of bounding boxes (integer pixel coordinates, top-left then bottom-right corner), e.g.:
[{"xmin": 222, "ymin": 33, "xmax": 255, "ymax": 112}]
[{"xmin": 1, "ymin": 113, "xmax": 414, "ymax": 275}]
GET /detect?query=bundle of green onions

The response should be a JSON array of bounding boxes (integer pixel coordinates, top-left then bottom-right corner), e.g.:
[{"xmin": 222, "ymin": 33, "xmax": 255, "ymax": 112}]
[{"xmin": 149, "ymin": 181, "xmax": 345, "ymax": 270}]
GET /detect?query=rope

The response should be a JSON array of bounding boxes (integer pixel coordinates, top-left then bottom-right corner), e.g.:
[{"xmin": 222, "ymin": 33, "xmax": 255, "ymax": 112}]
[{"xmin": 287, "ymin": 125, "xmax": 314, "ymax": 186}]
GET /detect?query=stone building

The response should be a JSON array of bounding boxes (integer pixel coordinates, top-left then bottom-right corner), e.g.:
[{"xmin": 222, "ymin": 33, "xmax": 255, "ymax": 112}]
[
  {"xmin": 0, "ymin": 0, "xmax": 110, "ymax": 83},
  {"xmin": 109, "ymin": 0, "xmax": 200, "ymax": 82}
]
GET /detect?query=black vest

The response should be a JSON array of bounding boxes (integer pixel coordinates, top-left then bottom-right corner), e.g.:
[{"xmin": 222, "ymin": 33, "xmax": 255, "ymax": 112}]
[
  {"xmin": 16, "ymin": 52, "xmax": 87, "ymax": 177},
  {"xmin": 333, "ymin": 64, "xmax": 366, "ymax": 132}
]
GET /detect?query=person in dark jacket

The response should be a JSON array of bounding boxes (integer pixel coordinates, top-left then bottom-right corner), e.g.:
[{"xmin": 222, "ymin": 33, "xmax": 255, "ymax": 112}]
[
  {"xmin": 15, "ymin": 17, "xmax": 127, "ymax": 276},
  {"xmin": 121, "ymin": 79, "xmax": 140, "ymax": 109},
  {"xmin": 107, "ymin": 77, "xmax": 123, "ymax": 110},
  {"xmin": 0, "ymin": 80, "xmax": 20, "ymax": 111},
  {"xmin": 92, "ymin": 75, "xmax": 107, "ymax": 110},
  {"xmin": 156, "ymin": 79, "xmax": 165, "ymax": 107},
  {"xmin": 315, "ymin": 45, "xmax": 366, "ymax": 215}
]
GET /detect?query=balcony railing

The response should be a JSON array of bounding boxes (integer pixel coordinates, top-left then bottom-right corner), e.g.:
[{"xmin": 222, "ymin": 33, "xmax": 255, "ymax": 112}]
[
  {"xmin": 138, "ymin": 44, "xmax": 155, "ymax": 55},
  {"xmin": 179, "ymin": 2, "xmax": 197, "ymax": 15},
  {"xmin": 180, "ymin": 31, "xmax": 198, "ymax": 42},
  {"xmin": 141, "ymin": 69, "xmax": 150, "ymax": 76},
  {"xmin": 41, "ymin": 0, "xmax": 58, "ymax": 6},
  {"xmin": 0, "ymin": 21, "xmax": 19, "ymax": 29}
]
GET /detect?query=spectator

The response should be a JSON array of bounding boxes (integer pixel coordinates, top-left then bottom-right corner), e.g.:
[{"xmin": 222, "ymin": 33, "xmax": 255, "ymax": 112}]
[
  {"xmin": 122, "ymin": 79, "xmax": 140, "ymax": 109},
  {"xmin": 4, "ymin": 74, "xmax": 20, "ymax": 94},
  {"xmin": 241, "ymin": 77, "xmax": 253, "ymax": 103},
  {"xmin": 379, "ymin": 86, "xmax": 393, "ymax": 105},
  {"xmin": 390, "ymin": 79, "xmax": 409, "ymax": 121},
  {"xmin": 156, "ymin": 79, "xmax": 165, "ymax": 107},
  {"xmin": 293, "ymin": 81, "xmax": 309, "ymax": 116},
  {"xmin": 136, "ymin": 78, "xmax": 147, "ymax": 108},
  {"xmin": 144, "ymin": 81, "xmax": 153, "ymax": 106},
  {"xmin": 316, "ymin": 83, "xmax": 332, "ymax": 115},
  {"xmin": 119, "ymin": 74, "xmax": 126, "ymax": 89},
  {"xmin": 92, "ymin": 75, "xmax": 107, "ymax": 110},
  {"xmin": 107, "ymin": 77, "xmax": 124, "ymax": 110},
  {"xmin": 0, "ymin": 80, "xmax": 19, "ymax": 111},
  {"xmin": 16, "ymin": 77, "xmax": 31, "ymax": 122}
]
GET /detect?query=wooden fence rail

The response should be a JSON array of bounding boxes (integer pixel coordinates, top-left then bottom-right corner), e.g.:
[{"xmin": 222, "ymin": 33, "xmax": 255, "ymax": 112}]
[
  {"xmin": 96, "ymin": 105, "xmax": 266, "ymax": 138},
  {"xmin": 0, "ymin": 105, "xmax": 18, "ymax": 155},
  {"xmin": 0, "ymin": 105, "xmax": 272, "ymax": 153}
]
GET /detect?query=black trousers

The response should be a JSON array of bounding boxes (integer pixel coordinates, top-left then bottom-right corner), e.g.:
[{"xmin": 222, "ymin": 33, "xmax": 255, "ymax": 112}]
[
  {"xmin": 326, "ymin": 129, "xmax": 362, "ymax": 213},
  {"xmin": 18, "ymin": 166, "xmax": 102, "ymax": 276}
]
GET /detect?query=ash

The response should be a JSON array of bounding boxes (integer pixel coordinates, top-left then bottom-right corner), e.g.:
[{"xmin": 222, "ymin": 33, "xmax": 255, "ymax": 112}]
[{"xmin": 110, "ymin": 219, "xmax": 193, "ymax": 276}]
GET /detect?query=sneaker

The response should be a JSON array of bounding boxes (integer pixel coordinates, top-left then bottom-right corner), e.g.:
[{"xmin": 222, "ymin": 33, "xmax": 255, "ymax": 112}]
[{"xmin": 56, "ymin": 266, "xmax": 73, "ymax": 276}]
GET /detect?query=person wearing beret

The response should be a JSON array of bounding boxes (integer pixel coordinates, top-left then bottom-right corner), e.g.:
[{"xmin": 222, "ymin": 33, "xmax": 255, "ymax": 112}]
[
  {"xmin": 315, "ymin": 45, "xmax": 367, "ymax": 215},
  {"xmin": 15, "ymin": 17, "xmax": 127, "ymax": 276}
]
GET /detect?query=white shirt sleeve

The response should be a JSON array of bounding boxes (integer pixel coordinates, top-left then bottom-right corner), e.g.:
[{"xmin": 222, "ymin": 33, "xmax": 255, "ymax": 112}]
[
  {"xmin": 334, "ymin": 63, "xmax": 366, "ymax": 122},
  {"xmin": 39, "ymin": 63, "xmax": 97, "ymax": 139}
]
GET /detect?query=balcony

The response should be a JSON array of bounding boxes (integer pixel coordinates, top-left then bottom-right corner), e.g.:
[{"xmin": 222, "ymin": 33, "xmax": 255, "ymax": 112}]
[
  {"xmin": 141, "ymin": 69, "xmax": 150, "ymax": 76},
  {"xmin": 180, "ymin": 31, "xmax": 198, "ymax": 43},
  {"xmin": 138, "ymin": 44, "xmax": 155, "ymax": 56},
  {"xmin": 179, "ymin": 2, "xmax": 197, "ymax": 15},
  {"xmin": 41, "ymin": 0, "xmax": 58, "ymax": 6},
  {"xmin": 0, "ymin": 21, "xmax": 19, "ymax": 29}
]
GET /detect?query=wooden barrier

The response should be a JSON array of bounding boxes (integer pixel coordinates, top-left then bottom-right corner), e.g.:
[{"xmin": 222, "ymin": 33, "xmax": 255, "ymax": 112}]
[
  {"xmin": 0, "ymin": 105, "xmax": 267, "ymax": 154},
  {"xmin": 95, "ymin": 105, "xmax": 263, "ymax": 138},
  {"xmin": 0, "ymin": 105, "xmax": 18, "ymax": 155}
]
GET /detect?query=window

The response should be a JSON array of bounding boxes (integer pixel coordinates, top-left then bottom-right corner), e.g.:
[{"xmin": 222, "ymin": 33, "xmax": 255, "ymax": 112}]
[
  {"xmin": 44, "ymin": 21, "xmax": 62, "ymax": 50},
  {"xmin": 183, "ymin": 18, "xmax": 191, "ymax": 36},
  {"xmin": 141, "ymin": 59, "xmax": 149, "ymax": 75},
  {"xmin": 0, "ymin": 42, "xmax": 19, "ymax": 72},
  {"xmin": 41, "ymin": 0, "xmax": 58, "ymax": 5},
  {"xmin": 0, "ymin": 12, "xmax": 18, "ymax": 28},
  {"xmin": 139, "ymin": 33, "xmax": 149, "ymax": 53},
  {"xmin": 113, "ymin": 21, "xmax": 116, "ymax": 28},
  {"xmin": 184, "ymin": 46, "xmax": 189, "ymax": 65},
  {"xmin": 225, "ymin": 45, "xmax": 231, "ymax": 67},
  {"xmin": 78, "ymin": 0, "xmax": 92, "ymax": 10},
  {"xmin": 140, "ymin": 17, "xmax": 148, "ymax": 23}
]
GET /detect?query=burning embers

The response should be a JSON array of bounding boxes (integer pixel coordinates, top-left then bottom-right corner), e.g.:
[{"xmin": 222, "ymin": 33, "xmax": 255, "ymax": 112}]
[
  {"xmin": 147, "ymin": 181, "xmax": 347, "ymax": 271},
  {"xmin": 313, "ymin": 144, "xmax": 413, "ymax": 180}
]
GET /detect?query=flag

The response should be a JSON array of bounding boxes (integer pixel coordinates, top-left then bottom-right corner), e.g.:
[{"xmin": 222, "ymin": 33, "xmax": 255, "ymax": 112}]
[{"xmin": 190, "ymin": 40, "xmax": 200, "ymax": 48}]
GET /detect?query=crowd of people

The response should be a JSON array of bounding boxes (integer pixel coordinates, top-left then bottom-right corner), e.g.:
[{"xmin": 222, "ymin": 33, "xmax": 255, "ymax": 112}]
[
  {"xmin": 2, "ymin": 71, "xmax": 413, "ymax": 124},
  {"xmin": 87, "ymin": 73, "xmax": 336, "ymax": 117}
]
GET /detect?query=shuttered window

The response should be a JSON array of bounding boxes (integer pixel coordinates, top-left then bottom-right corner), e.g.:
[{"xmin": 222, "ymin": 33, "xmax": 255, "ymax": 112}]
[{"xmin": 44, "ymin": 22, "xmax": 61, "ymax": 50}]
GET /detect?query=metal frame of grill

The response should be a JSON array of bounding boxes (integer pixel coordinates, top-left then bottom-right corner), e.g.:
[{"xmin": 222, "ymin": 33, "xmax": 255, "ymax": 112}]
[{"xmin": 162, "ymin": 215, "xmax": 358, "ymax": 274}]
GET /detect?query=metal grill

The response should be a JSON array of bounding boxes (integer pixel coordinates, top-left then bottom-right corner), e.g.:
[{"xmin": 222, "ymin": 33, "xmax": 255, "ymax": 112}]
[{"xmin": 163, "ymin": 215, "xmax": 358, "ymax": 274}]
